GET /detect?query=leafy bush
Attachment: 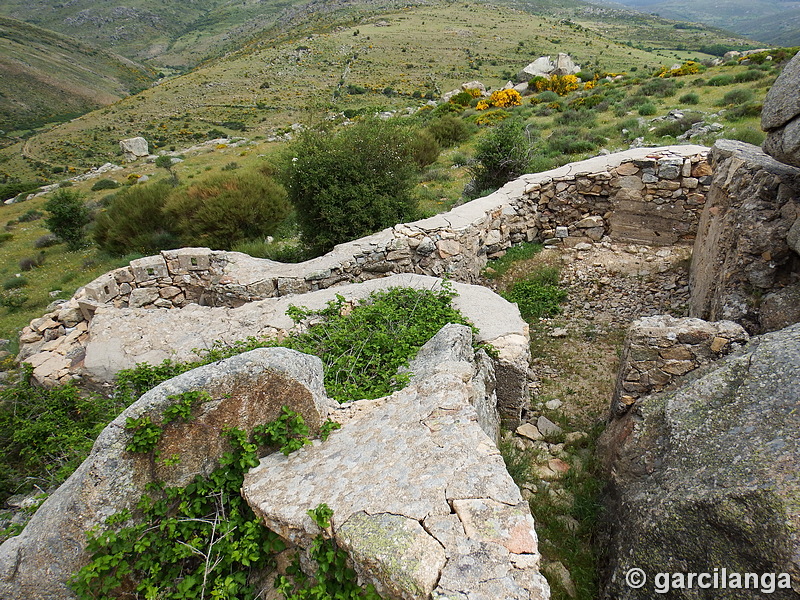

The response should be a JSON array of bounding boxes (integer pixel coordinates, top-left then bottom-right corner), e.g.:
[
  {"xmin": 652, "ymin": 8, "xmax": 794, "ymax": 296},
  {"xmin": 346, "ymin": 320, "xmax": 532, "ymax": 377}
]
[
  {"xmin": 18, "ymin": 209, "xmax": 43, "ymax": 223},
  {"xmin": 734, "ymin": 69, "xmax": 765, "ymax": 83},
  {"xmin": 0, "ymin": 369, "xmax": 123, "ymax": 501},
  {"xmin": 474, "ymin": 109, "xmax": 511, "ymax": 126},
  {"xmin": 429, "ymin": 102, "xmax": 463, "ymax": 119},
  {"xmin": 94, "ymin": 183, "xmax": 179, "ymax": 256},
  {"xmin": 0, "ymin": 232, "xmax": 12, "ymax": 246},
  {"xmin": 679, "ymin": 92, "xmax": 700, "ymax": 105},
  {"xmin": 0, "ymin": 289, "xmax": 28, "ymax": 311},
  {"xmin": 724, "ymin": 102, "xmax": 763, "ymax": 121},
  {"xmin": 706, "ymin": 74, "xmax": 735, "ymax": 86},
  {"xmin": 90, "ymin": 179, "xmax": 119, "ymax": 192},
  {"xmin": 166, "ymin": 168, "xmax": 291, "ymax": 250},
  {"xmin": 637, "ymin": 102, "xmax": 657, "ymax": 116},
  {"xmin": 0, "ymin": 181, "xmax": 41, "ymax": 202},
  {"xmin": 655, "ymin": 61, "xmax": 700, "ymax": 78},
  {"xmin": 729, "ymin": 126, "xmax": 765, "ymax": 145},
  {"xmin": 468, "ymin": 119, "xmax": 532, "ymax": 195},
  {"xmin": 19, "ymin": 253, "xmax": 45, "ymax": 271},
  {"xmin": 449, "ymin": 90, "xmax": 475, "ymax": 106},
  {"xmin": 34, "ymin": 233, "xmax": 60, "ymax": 248},
  {"xmin": 718, "ymin": 88, "xmax": 755, "ymax": 106},
  {"xmin": 476, "ymin": 89, "xmax": 522, "ymax": 110},
  {"xmin": 44, "ymin": 189, "xmax": 91, "ymax": 250},
  {"xmin": 284, "ymin": 119, "xmax": 419, "ymax": 254},
  {"xmin": 426, "ymin": 115, "xmax": 472, "ymax": 147},
  {"xmin": 555, "ymin": 109, "xmax": 597, "ymax": 127},
  {"xmin": 502, "ymin": 266, "xmax": 567, "ymax": 320},
  {"xmin": 2, "ymin": 276, "xmax": 27, "ymax": 290},
  {"xmin": 407, "ymin": 129, "xmax": 441, "ymax": 169},
  {"xmin": 546, "ymin": 127, "xmax": 604, "ymax": 154},
  {"xmin": 639, "ymin": 78, "xmax": 677, "ymax": 97}
]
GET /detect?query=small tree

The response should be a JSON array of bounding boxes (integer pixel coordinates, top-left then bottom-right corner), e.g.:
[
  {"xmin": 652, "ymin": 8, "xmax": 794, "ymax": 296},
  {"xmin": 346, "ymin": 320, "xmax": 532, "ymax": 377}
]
[
  {"xmin": 155, "ymin": 155, "xmax": 178, "ymax": 185},
  {"xmin": 44, "ymin": 189, "xmax": 91, "ymax": 250},
  {"xmin": 468, "ymin": 119, "xmax": 533, "ymax": 196},
  {"xmin": 284, "ymin": 119, "xmax": 419, "ymax": 254}
]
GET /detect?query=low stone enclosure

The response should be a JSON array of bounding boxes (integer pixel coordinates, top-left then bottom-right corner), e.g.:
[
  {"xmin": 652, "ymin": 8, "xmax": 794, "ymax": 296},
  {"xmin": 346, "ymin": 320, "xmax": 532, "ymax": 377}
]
[{"xmin": 20, "ymin": 144, "xmax": 712, "ymax": 389}]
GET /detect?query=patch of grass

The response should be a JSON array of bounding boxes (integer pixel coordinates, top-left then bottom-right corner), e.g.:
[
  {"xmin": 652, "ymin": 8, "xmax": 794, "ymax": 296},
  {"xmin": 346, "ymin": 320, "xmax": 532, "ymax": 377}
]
[
  {"xmin": 483, "ymin": 242, "xmax": 544, "ymax": 279},
  {"xmin": 502, "ymin": 265, "xmax": 567, "ymax": 320}
]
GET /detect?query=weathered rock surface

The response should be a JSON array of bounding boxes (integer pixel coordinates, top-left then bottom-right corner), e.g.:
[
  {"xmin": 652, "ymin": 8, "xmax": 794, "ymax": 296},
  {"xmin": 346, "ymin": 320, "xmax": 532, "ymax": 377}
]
[
  {"xmin": 517, "ymin": 53, "xmax": 580, "ymax": 82},
  {"xmin": 0, "ymin": 348, "xmax": 333, "ymax": 600},
  {"xmin": 79, "ymin": 274, "xmax": 531, "ymax": 426},
  {"xmin": 611, "ymin": 315, "xmax": 749, "ymax": 413},
  {"xmin": 689, "ymin": 140, "xmax": 800, "ymax": 332},
  {"xmin": 118, "ymin": 136, "xmax": 149, "ymax": 162},
  {"xmin": 762, "ymin": 50, "xmax": 800, "ymax": 169},
  {"xmin": 598, "ymin": 323, "xmax": 800, "ymax": 599},
  {"xmin": 243, "ymin": 325, "xmax": 549, "ymax": 600}
]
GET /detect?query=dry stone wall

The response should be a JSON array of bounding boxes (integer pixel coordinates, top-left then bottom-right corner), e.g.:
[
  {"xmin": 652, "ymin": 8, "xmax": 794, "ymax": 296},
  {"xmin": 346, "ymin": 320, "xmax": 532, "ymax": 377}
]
[
  {"xmin": 19, "ymin": 145, "xmax": 710, "ymax": 387},
  {"xmin": 610, "ymin": 315, "xmax": 750, "ymax": 416}
]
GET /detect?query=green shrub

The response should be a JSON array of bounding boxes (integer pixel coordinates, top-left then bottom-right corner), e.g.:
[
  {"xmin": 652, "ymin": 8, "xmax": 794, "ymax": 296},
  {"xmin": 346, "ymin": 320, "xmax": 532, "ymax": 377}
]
[
  {"xmin": 18, "ymin": 209, "xmax": 43, "ymax": 222},
  {"xmin": 0, "ymin": 368, "xmax": 123, "ymax": 501},
  {"xmin": 728, "ymin": 127, "xmax": 765, "ymax": 145},
  {"xmin": 94, "ymin": 183, "xmax": 179, "ymax": 256},
  {"xmin": 44, "ymin": 189, "xmax": 91, "ymax": 251},
  {"xmin": 706, "ymin": 74, "xmax": 735, "ymax": 86},
  {"xmin": 718, "ymin": 88, "xmax": 755, "ymax": 106},
  {"xmin": 90, "ymin": 178, "xmax": 119, "ymax": 192},
  {"xmin": 0, "ymin": 181, "xmax": 41, "ymax": 202},
  {"xmin": 639, "ymin": 78, "xmax": 677, "ymax": 97},
  {"xmin": 733, "ymin": 69, "xmax": 765, "ymax": 83},
  {"xmin": 426, "ymin": 115, "xmax": 472, "ymax": 147},
  {"xmin": 554, "ymin": 109, "xmax": 597, "ymax": 127},
  {"xmin": 0, "ymin": 232, "xmax": 12, "ymax": 246},
  {"xmin": 284, "ymin": 119, "xmax": 419, "ymax": 254},
  {"xmin": 0, "ymin": 289, "xmax": 27, "ymax": 311},
  {"xmin": 166, "ymin": 167, "xmax": 291, "ymax": 250},
  {"xmin": 468, "ymin": 119, "xmax": 532, "ymax": 196},
  {"xmin": 407, "ymin": 129, "xmax": 441, "ymax": 168},
  {"xmin": 2, "ymin": 276, "xmax": 26, "ymax": 290},
  {"xmin": 679, "ymin": 92, "xmax": 700, "ymax": 105},
  {"xmin": 502, "ymin": 266, "xmax": 567, "ymax": 320},
  {"xmin": 724, "ymin": 102, "xmax": 763, "ymax": 121},
  {"xmin": 546, "ymin": 127, "xmax": 604, "ymax": 154},
  {"xmin": 429, "ymin": 102, "xmax": 463, "ymax": 119},
  {"xmin": 637, "ymin": 102, "xmax": 657, "ymax": 116},
  {"xmin": 449, "ymin": 90, "xmax": 475, "ymax": 106}
]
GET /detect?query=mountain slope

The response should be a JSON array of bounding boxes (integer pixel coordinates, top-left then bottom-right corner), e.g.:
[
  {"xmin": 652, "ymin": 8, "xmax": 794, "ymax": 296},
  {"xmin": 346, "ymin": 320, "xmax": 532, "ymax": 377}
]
[
  {"xmin": 9, "ymin": 0, "xmax": 756, "ymax": 172},
  {"xmin": 590, "ymin": 0, "xmax": 800, "ymax": 45},
  {"xmin": 0, "ymin": 17, "xmax": 154, "ymax": 133}
]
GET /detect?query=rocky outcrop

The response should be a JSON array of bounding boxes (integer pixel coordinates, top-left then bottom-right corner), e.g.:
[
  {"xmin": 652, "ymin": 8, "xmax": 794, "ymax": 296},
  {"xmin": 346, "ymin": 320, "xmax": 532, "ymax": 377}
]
[
  {"xmin": 0, "ymin": 347, "xmax": 334, "ymax": 600},
  {"xmin": 762, "ymin": 50, "xmax": 800, "ymax": 169},
  {"xmin": 243, "ymin": 325, "xmax": 549, "ymax": 600},
  {"xmin": 689, "ymin": 140, "xmax": 800, "ymax": 332},
  {"xmin": 118, "ymin": 136, "xmax": 149, "ymax": 162},
  {"xmin": 57, "ymin": 274, "xmax": 532, "ymax": 426},
  {"xmin": 599, "ymin": 323, "xmax": 800, "ymax": 599},
  {"xmin": 517, "ymin": 53, "xmax": 581, "ymax": 82},
  {"xmin": 611, "ymin": 315, "xmax": 749, "ymax": 414}
]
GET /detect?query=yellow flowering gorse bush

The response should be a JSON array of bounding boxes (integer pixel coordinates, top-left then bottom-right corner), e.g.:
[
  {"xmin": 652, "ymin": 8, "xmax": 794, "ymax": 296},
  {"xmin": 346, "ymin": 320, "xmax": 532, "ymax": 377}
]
[
  {"xmin": 476, "ymin": 88, "xmax": 522, "ymax": 110},
  {"xmin": 657, "ymin": 61, "xmax": 700, "ymax": 78},
  {"xmin": 532, "ymin": 74, "xmax": 580, "ymax": 96}
]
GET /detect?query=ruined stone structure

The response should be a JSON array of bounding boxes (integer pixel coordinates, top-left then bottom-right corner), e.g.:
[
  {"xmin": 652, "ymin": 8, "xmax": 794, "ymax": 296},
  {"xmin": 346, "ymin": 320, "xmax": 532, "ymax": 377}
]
[{"xmin": 19, "ymin": 145, "xmax": 709, "ymax": 388}]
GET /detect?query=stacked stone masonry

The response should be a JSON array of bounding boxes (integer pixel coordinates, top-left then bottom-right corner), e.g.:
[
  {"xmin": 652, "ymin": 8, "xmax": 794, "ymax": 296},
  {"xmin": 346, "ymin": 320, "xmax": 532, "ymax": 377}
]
[
  {"xmin": 19, "ymin": 146, "xmax": 709, "ymax": 386},
  {"xmin": 610, "ymin": 315, "xmax": 750, "ymax": 416}
]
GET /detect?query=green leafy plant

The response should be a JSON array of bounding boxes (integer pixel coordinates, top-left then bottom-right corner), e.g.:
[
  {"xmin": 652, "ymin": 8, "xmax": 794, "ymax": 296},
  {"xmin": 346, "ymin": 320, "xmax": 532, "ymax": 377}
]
[
  {"xmin": 44, "ymin": 189, "xmax": 92, "ymax": 250},
  {"xmin": 503, "ymin": 265, "xmax": 567, "ymax": 320},
  {"xmin": 468, "ymin": 118, "xmax": 533, "ymax": 196},
  {"xmin": 124, "ymin": 415, "xmax": 163, "ymax": 453},
  {"xmin": 284, "ymin": 119, "xmax": 419, "ymax": 254}
]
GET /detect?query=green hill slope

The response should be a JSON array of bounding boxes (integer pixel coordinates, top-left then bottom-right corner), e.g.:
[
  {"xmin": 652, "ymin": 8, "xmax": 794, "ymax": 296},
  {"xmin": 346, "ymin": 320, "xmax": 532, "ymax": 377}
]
[
  {"xmin": 0, "ymin": 17, "xmax": 154, "ymax": 133},
  {"xmin": 593, "ymin": 0, "xmax": 800, "ymax": 45},
  {"xmin": 8, "ymin": 0, "xmax": 756, "ymax": 173}
]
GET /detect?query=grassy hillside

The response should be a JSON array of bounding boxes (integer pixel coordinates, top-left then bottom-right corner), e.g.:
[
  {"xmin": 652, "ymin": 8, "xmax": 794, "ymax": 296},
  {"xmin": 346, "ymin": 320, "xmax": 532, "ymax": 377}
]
[
  {"xmin": 593, "ymin": 0, "xmax": 800, "ymax": 46},
  {"xmin": 0, "ymin": 17, "xmax": 155, "ymax": 134},
  {"xmin": 2, "ymin": 0, "xmax": 756, "ymax": 177}
]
